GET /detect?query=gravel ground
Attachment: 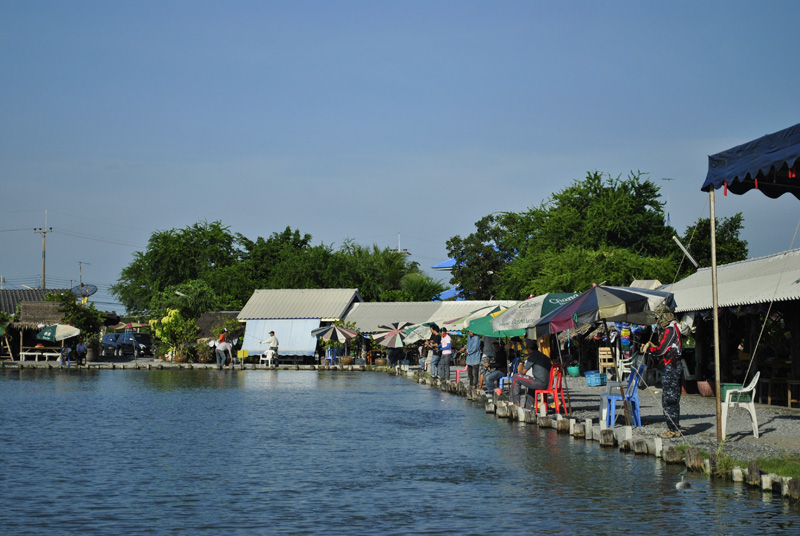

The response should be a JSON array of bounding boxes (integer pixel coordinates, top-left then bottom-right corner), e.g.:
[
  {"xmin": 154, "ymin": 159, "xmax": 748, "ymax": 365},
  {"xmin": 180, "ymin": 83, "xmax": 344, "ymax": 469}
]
[{"xmin": 559, "ymin": 375, "xmax": 800, "ymax": 462}]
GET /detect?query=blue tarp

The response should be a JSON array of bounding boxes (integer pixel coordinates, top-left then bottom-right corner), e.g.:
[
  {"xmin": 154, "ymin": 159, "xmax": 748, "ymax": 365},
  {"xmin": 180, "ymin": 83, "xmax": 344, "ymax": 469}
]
[
  {"xmin": 702, "ymin": 123, "xmax": 800, "ymax": 200},
  {"xmin": 433, "ymin": 287, "xmax": 465, "ymax": 301},
  {"xmin": 431, "ymin": 258, "xmax": 456, "ymax": 271}
]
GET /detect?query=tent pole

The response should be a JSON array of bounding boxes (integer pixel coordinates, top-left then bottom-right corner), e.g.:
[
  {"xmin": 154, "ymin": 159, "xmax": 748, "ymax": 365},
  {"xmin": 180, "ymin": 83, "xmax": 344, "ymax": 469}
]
[
  {"xmin": 604, "ymin": 322, "xmax": 631, "ymax": 426},
  {"xmin": 710, "ymin": 190, "xmax": 722, "ymax": 442},
  {"xmin": 554, "ymin": 334, "xmax": 573, "ymax": 414}
]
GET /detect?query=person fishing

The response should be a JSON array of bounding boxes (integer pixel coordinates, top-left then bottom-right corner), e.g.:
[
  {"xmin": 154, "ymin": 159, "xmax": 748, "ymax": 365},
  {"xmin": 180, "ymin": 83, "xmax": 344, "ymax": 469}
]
[{"xmin": 643, "ymin": 307, "xmax": 683, "ymax": 439}]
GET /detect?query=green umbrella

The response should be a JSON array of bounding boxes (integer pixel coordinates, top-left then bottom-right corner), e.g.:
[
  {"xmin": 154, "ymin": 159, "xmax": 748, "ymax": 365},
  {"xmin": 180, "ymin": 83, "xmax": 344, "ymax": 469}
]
[
  {"xmin": 465, "ymin": 314, "xmax": 526, "ymax": 338},
  {"xmin": 36, "ymin": 323, "xmax": 81, "ymax": 342}
]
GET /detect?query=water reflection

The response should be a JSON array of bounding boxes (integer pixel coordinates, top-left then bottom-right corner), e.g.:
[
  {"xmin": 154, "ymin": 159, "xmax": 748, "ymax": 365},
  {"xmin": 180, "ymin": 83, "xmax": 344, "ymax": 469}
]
[{"xmin": 1, "ymin": 369, "xmax": 798, "ymax": 535}]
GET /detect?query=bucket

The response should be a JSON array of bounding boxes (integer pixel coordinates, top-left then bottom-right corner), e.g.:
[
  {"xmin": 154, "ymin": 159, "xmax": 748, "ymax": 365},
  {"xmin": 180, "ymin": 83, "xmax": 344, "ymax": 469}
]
[{"xmin": 567, "ymin": 365, "xmax": 580, "ymax": 377}]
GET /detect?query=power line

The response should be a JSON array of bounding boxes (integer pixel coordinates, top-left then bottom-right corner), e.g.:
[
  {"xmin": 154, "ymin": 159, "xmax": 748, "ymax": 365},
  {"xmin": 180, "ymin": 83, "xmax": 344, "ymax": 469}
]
[{"xmin": 54, "ymin": 228, "xmax": 145, "ymax": 248}]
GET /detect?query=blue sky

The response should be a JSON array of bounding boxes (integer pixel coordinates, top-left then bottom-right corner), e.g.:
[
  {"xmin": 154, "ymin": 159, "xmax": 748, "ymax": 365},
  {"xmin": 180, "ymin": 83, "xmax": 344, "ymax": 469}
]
[{"xmin": 2, "ymin": 1, "xmax": 799, "ymax": 312}]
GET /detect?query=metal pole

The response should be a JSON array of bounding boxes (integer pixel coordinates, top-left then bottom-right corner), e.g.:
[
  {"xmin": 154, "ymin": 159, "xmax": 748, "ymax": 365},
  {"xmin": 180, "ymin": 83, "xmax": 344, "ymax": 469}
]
[
  {"xmin": 710, "ymin": 190, "xmax": 722, "ymax": 442},
  {"xmin": 34, "ymin": 210, "xmax": 51, "ymax": 289}
]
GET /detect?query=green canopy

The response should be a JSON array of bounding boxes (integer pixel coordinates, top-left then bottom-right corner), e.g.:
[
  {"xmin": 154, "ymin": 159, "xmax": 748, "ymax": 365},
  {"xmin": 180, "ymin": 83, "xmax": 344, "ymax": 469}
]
[{"xmin": 465, "ymin": 314, "xmax": 526, "ymax": 338}]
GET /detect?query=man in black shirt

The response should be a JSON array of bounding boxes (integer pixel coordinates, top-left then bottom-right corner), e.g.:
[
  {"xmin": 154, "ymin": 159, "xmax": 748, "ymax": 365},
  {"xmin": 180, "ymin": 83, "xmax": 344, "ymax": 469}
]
[
  {"xmin": 481, "ymin": 341, "xmax": 508, "ymax": 392},
  {"xmin": 426, "ymin": 324, "xmax": 441, "ymax": 379}
]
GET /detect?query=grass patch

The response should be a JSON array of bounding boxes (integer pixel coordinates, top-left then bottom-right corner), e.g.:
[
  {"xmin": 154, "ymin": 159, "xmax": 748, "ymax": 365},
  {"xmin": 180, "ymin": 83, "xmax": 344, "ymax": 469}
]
[
  {"xmin": 752, "ymin": 453, "xmax": 800, "ymax": 480},
  {"xmin": 676, "ymin": 443, "xmax": 709, "ymax": 459}
]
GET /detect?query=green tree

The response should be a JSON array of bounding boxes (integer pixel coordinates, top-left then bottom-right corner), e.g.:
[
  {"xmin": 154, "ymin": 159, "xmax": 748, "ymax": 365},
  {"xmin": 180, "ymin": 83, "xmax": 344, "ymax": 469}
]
[
  {"xmin": 448, "ymin": 171, "xmax": 678, "ymax": 299},
  {"xmin": 148, "ymin": 280, "xmax": 223, "ymax": 321},
  {"xmin": 45, "ymin": 291, "xmax": 105, "ymax": 340},
  {"xmin": 149, "ymin": 309, "xmax": 198, "ymax": 361},
  {"xmin": 446, "ymin": 212, "xmax": 518, "ymax": 299},
  {"xmin": 678, "ymin": 213, "xmax": 748, "ymax": 275},
  {"xmin": 112, "ymin": 221, "xmax": 247, "ymax": 315},
  {"xmin": 399, "ymin": 273, "xmax": 447, "ymax": 302},
  {"xmin": 112, "ymin": 222, "xmax": 437, "ymax": 317}
]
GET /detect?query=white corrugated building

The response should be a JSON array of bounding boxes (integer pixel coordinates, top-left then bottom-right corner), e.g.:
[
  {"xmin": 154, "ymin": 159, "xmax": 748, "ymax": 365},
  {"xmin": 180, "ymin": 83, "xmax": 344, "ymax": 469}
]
[
  {"xmin": 342, "ymin": 300, "xmax": 517, "ymax": 333},
  {"xmin": 663, "ymin": 249, "xmax": 800, "ymax": 312},
  {"xmin": 238, "ymin": 289, "xmax": 362, "ymax": 358}
]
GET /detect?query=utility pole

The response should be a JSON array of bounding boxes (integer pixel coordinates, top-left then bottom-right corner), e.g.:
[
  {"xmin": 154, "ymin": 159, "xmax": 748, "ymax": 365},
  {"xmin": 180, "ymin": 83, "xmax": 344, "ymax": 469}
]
[
  {"xmin": 78, "ymin": 261, "xmax": 91, "ymax": 301},
  {"xmin": 33, "ymin": 210, "xmax": 53, "ymax": 289},
  {"xmin": 394, "ymin": 232, "xmax": 410, "ymax": 256}
]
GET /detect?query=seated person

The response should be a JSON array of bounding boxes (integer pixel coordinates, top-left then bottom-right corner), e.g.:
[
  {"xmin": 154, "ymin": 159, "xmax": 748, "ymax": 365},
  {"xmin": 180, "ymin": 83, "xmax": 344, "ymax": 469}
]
[
  {"xmin": 482, "ymin": 341, "xmax": 508, "ymax": 393},
  {"xmin": 59, "ymin": 344, "xmax": 72, "ymax": 367},
  {"xmin": 388, "ymin": 347, "xmax": 404, "ymax": 367},
  {"xmin": 510, "ymin": 340, "xmax": 552, "ymax": 408}
]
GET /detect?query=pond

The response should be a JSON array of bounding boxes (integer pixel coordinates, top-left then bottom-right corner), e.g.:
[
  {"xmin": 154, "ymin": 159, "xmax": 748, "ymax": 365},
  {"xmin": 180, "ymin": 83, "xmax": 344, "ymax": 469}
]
[{"xmin": 1, "ymin": 368, "xmax": 798, "ymax": 535}]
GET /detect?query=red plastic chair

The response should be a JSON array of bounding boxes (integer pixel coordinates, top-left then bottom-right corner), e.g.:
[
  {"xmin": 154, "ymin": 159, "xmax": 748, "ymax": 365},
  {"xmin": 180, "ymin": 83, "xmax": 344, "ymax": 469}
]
[{"xmin": 534, "ymin": 364, "xmax": 567, "ymax": 414}]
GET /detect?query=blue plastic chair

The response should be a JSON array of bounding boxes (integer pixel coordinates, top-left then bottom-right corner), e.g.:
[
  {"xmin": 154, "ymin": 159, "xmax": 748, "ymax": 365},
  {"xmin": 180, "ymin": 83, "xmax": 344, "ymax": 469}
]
[
  {"xmin": 324, "ymin": 348, "xmax": 338, "ymax": 366},
  {"xmin": 604, "ymin": 364, "xmax": 645, "ymax": 427},
  {"xmin": 497, "ymin": 357, "xmax": 521, "ymax": 392}
]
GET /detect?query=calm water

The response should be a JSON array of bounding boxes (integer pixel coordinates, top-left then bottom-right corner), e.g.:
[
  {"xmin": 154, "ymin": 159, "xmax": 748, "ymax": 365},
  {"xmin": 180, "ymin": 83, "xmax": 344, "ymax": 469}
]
[{"xmin": 1, "ymin": 369, "xmax": 798, "ymax": 535}]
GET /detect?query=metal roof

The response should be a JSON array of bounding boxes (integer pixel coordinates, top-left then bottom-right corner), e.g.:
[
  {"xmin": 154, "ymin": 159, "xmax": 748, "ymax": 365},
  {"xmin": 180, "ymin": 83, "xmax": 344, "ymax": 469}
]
[
  {"xmin": 237, "ymin": 289, "xmax": 362, "ymax": 321},
  {"xmin": 343, "ymin": 300, "xmax": 518, "ymax": 333},
  {"xmin": 0, "ymin": 289, "xmax": 69, "ymax": 316},
  {"xmin": 663, "ymin": 249, "xmax": 800, "ymax": 312}
]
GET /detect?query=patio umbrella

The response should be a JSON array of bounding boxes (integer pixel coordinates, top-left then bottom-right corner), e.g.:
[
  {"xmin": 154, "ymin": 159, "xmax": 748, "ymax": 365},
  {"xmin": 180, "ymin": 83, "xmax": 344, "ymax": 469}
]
[
  {"xmin": 444, "ymin": 305, "xmax": 507, "ymax": 329},
  {"xmin": 310, "ymin": 325, "xmax": 359, "ymax": 343},
  {"xmin": 403, "ymin": 322, "xmax": 436, "ymax": 345},
  {"xmin": 533, "ymin": 285, "xmax": 675, "ymax": 337},
  {"xmin": 36, "ymin": 323, "xmax": 81, "ymax": 342},
  {"xmin": 492, "ymin": 293, "xmax": 580, "ymax": 332},
  {"xmin": 114, "ymin": 322, "xmax": 149, "ymax": 330},
  {"xmin": 533, "ymin": 285, "xmax": 675, "ymax": 425},
  {"xmin": 466, "ymin": 311, "xmax": 526, "ymax": 338},
  {"xmin": 373, "ymin": 322, "xmax": 414, "ymax": 348}
]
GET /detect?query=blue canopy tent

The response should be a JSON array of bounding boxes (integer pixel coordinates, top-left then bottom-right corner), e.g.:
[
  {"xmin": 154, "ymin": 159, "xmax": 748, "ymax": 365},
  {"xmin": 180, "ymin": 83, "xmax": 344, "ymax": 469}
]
[
  {"xmin": 702, "ymin": 123, "xmax": 800, "ymax": 200},
  {"xmin": 701, "ymin": 122, "xmax": 800, "ymax": 441}
]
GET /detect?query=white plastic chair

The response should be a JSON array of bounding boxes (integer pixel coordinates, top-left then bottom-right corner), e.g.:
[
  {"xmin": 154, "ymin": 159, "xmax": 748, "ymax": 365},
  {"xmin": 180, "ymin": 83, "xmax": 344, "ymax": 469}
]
[
  {"xmin": 260, "ymin": 349, "xmax": 276, "ymax": 367},
  {"xmin": 721, "ymin": 371, "xmax": 760, "ymax": 439}
]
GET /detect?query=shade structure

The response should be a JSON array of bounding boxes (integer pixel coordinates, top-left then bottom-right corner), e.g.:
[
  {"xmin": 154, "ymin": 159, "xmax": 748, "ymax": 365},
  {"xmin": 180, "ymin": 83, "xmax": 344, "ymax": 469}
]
[
  {"xmin": 403, "ymin": 322, "xmax": 436, "ymax": 345},
  {"xmin": 534, "ymin": 285, "xmax": 675, "ymax": 337},
  {"xmin": 310, "ymin": 325, "xmax": 359, "ymax": 343},
  {"xmin": 444, "ymin": 304, "xmax": 506, "ymax": 330},
  {"xmin": 466, "ymin": 312, "xmax": 525, "ymax": 338},
  {"xmin": 113, "ymin": 322, "xmax": 149, "ymax": 330},
  {"xmin": 492, "ymin": 293, "xmax": 579, "ymax": 332},
  {"xmin": 373, "ymin": 322, "xmax": 414, "ymax": 348},
  {"xmin": 36, "ymin": 323, "xmax": 81, "ymax": 342},
  {"xmin": 701, "ymin": 123, "xmax": 800, "ymax": 200}
]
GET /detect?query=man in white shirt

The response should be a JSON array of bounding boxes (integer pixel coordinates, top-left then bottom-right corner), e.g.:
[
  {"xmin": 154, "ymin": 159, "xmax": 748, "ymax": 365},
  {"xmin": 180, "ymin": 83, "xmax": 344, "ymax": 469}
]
[
  {"xmin": 439, "ymin": 327, "xmax": 453, "ymax": 381},
  {"xmin": 259, "ymin": 331, "xmax": 279, "ymax": 366}
]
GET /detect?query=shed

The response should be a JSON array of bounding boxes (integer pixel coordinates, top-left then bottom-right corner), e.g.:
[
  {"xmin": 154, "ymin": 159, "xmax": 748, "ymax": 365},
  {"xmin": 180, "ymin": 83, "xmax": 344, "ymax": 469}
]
[{"xmin": 238, "ymin": 289, "xmax": 362, "ymax": 357}]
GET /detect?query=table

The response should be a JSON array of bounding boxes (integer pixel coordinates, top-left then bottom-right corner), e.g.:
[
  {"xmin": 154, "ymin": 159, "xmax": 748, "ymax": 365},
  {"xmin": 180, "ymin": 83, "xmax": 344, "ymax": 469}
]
[
  {"xmin": 763, "ymin": 378, "xmax": 800, "ymax": 408},
  {"xmin": 20, "ymin": 350, "xmax": 61, "ymax": 362}
]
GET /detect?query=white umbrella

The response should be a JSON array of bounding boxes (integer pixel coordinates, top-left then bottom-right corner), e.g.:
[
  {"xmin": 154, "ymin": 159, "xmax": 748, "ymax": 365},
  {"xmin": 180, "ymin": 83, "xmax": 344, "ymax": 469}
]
[
  {"xmin": 492, "ymin": 293, "xmax": 580, "ymax": 332},
  {"xmin": 36, "ymin": 323, "xmax": 81, "ymax": 342}
]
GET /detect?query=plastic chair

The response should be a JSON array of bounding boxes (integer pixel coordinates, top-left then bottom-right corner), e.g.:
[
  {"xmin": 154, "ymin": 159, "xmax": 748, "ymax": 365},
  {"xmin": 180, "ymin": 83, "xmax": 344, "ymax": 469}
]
[
  {"xmin": 324, "ymin": 348, "xmax": 338, "ymax": 366},
  {"xmin": 497, "ymin": 358, "xmax": 520, "ymax": 392},
  {"xmin": 617, "ymin": 354, "xmax": 635, "ymax": 381},
  {"xmin": 534, "ymin": 364, "xmax": 567, "ymax": 414},
  {"xmin": 455, "ymin": 363, "xmax": 469, "ymax": 383},
  {"xmin": 260, "ymin": 348, "xmax": 278, "ymax": 366},
  {"xmin": 602, "ymin": 364, "xmax": 645, "ymax": 427},
  {"xmin": 721, "ymin": 371, "xmax": 760, "ymax": 439}
]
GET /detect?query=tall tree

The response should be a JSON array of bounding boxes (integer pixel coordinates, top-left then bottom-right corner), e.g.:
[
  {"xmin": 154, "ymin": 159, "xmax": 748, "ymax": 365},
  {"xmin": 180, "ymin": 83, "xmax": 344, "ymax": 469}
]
[
  {"xmin": 112, "ymin": 222, "xmax": 440, "ymax": 317},
  {"xmin": 678, "ymin": 213, "xmax": 748, "ymax": 275},
  {"xmin": 448, "ymin": 171, "xmax": 679, "ymax": 299}
]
